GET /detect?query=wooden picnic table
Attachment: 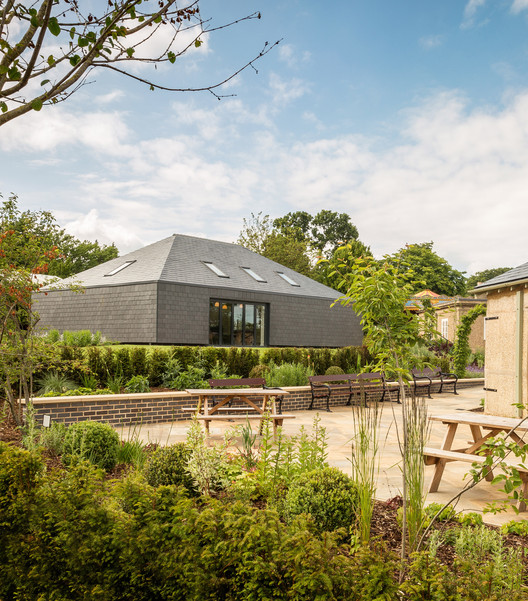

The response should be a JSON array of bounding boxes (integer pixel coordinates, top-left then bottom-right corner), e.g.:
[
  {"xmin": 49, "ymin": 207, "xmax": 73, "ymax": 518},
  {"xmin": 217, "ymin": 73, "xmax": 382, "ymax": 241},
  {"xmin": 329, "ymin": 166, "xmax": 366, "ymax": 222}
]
[
  {"xmin": 184, "ymin": 388, "xmax": 293, "ymax": 435},
  {"xmin": 424, "ymin": 412, "xmax": 528, "ymax": 511}
]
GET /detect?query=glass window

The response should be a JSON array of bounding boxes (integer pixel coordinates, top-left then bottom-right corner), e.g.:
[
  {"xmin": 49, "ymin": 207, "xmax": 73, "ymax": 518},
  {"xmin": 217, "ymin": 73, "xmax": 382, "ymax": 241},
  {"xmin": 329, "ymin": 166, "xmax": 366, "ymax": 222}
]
[
  {"xmin": 441, "ymin": 318, "xmax": 448, "ymax": 339},
  {"xmin": 203, "ymin": 261, "xmax": 229, "ymax": 278},
  {"xmin": 104, "ymin": 260, "xmax": 136, "ymax": 276},
  {"xmin": 241, "ymin": 267, "xmax": 266, "ymax": 282},
  {"xmin": 276, "ymin": 271, "xmax": 300, "ymax": 286},
  {"xmin": 233, "ymin": 303, "xmax": 244, "ymax": 345},
  {"xmin": 209, "ymin": 301, "xmax": 220, "ymax": 345},
  {"xmin": 255, "ymin": 304, "xmax": 266, "ymax": 346},
  {"xmin": 209, "ymin": 299, "xmax": 267, "ymax": 347},
  {"xmin": 221, "ymin": 302, "xmax": 232, "ymax": 345},
  {"xmin": 244, "ymin": 304, "xmax": 255, "ymax": 346}
]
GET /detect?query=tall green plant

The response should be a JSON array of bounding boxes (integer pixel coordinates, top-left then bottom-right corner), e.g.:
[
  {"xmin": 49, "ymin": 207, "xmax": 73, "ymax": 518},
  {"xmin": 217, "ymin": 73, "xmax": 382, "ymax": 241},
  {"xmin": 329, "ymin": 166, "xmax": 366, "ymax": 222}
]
[
  {"xmin": 327, "ymin": 250, "xmax": 433, "ymax": 558},
  {"xmin": 452, "ymin": 304, "xmax": 486, "ymax": 377}
]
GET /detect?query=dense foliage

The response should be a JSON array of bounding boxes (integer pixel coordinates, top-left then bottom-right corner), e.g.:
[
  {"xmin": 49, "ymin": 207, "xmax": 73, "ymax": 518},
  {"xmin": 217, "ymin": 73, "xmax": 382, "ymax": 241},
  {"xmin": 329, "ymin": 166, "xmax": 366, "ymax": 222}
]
[{"xmin": 63, "ymin": 420, "xmax": 120, "ymax": 471}]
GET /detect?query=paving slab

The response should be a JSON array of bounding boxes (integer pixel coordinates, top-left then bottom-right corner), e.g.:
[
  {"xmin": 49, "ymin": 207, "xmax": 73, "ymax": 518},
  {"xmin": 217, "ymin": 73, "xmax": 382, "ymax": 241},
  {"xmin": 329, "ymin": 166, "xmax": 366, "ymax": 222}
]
[{"xmin": 124, "ymin": 385, "xmax": 527, "ymax": 526}]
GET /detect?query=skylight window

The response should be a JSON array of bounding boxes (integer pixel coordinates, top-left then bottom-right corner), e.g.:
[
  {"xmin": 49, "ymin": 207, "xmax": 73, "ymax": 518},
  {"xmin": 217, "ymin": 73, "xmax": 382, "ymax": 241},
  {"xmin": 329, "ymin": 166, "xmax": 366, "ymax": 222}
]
[
  {"xmin": 277, "ymin": 272, "xmax": 300, "ymax": 287},
  {"xmin": 203, "ymin": 261, "xmax": 229, "ymax": 278},
  {"xmin": 241, "ymin": 267, "xmax": 266, "ymax": 283},
  {"xmin": 104, "ymin": 260, "xmax": 136, "ymax": 276}
]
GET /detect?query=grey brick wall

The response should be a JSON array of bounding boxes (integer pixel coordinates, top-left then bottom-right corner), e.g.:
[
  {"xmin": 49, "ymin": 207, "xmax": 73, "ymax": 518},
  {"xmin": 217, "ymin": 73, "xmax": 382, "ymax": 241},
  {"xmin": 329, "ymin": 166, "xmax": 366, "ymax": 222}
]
[
  {"xmin": 32, "ymin": 379, "xmax": 483, "ymax": 427},
  {"xmin": 35, "ymin": 283, "xmax": 158, "ymax": 343},
  {"xmin": 157, "ymin": 282, "xmax": 363, "ymax": 347},
  {"xmin": 36, "ymin": 281, "xmax": 362, "ymax": 347}
]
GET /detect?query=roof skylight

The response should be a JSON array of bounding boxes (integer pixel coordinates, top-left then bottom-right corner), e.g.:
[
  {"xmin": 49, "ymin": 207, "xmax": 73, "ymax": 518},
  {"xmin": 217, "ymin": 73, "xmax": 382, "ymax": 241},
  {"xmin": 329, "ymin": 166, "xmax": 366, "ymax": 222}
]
[
  {"xmin": 104, "ymin": 260, "xmax": 136, "ymax": 276},
  {"xmin": 241, "ymin": 267, "xmax": 266, "ymax": 283},
  {"xmin": 203, "ymin": 261, "xmax": 229, "ymax": 278},
  {"xmin": 277, "ymin": 272, "xmax": 300, "ymax": 287}
]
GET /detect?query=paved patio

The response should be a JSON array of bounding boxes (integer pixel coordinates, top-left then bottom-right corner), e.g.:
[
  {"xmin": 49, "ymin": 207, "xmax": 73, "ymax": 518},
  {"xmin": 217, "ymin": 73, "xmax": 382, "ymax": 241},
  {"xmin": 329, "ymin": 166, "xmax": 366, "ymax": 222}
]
[{"xmin": 124, "ymin": 385, "xmax": 526, "ymax": 526}]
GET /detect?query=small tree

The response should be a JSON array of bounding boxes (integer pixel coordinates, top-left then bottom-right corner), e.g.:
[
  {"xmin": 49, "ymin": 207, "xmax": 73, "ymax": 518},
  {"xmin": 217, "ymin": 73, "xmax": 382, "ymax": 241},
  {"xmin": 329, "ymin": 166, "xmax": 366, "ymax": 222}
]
[
  {"xmin": 327, "ymin": 249, "xmax": 434, "ymax": 558},
  {"xmin": 0, "ymin": 195, "xmax": 60, "ymax": 425}
]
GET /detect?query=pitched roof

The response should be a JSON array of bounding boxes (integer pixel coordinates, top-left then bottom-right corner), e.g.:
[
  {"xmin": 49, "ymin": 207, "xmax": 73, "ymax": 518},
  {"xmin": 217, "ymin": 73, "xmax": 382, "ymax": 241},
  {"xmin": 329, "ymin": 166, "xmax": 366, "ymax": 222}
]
[
  {"xmin": 56, "ymin": 234, "xmax": 341, "ymax": 300},
  {"xmin": 472, "ymin": 261, "xmax": 528, "ymax": 292}
]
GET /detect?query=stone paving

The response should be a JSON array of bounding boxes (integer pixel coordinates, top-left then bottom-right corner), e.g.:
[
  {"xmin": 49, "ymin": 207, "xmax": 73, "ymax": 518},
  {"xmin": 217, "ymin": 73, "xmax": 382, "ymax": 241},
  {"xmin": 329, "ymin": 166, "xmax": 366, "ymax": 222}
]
[{"xmin": 126, "ymin": 385, "xmax": 526, "ymax": 526}]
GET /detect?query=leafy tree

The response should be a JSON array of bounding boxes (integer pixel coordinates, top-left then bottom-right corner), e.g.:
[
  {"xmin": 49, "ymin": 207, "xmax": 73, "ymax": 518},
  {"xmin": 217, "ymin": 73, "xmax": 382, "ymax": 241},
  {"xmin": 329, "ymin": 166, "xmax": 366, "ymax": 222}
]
[
  {"xmin": 237, "ymin": 212, "xmax": 314, "ymax": 276},
  {"xmin": 261, "ymin": 231, "xmax": 313, "ymax": 277},
  {"xmin": 0, "ymin": 195, "xmax": 118, "ymax": 277},
  {"xmin": 274, "ymin": 210, "xmax": 359, "ymax": 258},
  {"xmin": 327, "ymin": 249, "xmax": 436, "ymax": 558},
  {"xmin": 0, "ymin": 1, "xmax": 278, "ymax": 126},
  {"xmin": 315, "ymin": 239, "xmax": 373, "ymax": 290},
  {"xmin": 387, "ymin": 242, "xmax": 466, "ymax": 296},
  {"xmin": 466, "ymin": 268, "xmax": 511, "ymax": 291},
  {"xmin": 0, "ymin": 194, "xmax": 60, "ymax": 424}
]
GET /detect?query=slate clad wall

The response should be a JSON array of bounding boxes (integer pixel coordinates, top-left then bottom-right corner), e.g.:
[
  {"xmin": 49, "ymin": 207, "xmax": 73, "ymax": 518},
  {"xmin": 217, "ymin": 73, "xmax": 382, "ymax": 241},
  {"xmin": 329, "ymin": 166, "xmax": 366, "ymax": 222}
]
[
  {"xmin": 35, "ymin": 283, "xmax": 158, "ymax": 343},
  {"xmin": 156, "ymin": 282, "xmax": 362, "ymax": 347}
]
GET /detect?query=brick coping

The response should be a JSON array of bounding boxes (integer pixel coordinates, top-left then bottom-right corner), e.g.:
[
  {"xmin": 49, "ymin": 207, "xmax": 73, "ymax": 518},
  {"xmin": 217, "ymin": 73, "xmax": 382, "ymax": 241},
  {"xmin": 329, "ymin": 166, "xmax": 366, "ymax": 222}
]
[{"xmin": 29, "ymin": 378, "xmax": 484, "ymax": 406}]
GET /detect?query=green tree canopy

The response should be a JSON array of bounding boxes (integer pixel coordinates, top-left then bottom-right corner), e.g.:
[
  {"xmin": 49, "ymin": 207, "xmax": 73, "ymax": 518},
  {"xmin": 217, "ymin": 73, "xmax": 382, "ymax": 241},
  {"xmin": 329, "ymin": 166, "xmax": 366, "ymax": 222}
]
[
  {"xmin": 273, "ymin": 209, "xmax": 359, "ymax": 258},
  {"xmin": 466, "ymin": 267, "xmax": 512, "ymax": 291},
  {"xmin": 237, "ymin": 212, "xmax": 315, "ymax": 277},
  {"xmin": 387, "ymin": 242, "xmax": 466, "ymax": 297},
  {"xmin": 0, "ymin": 195, "xmax": 118, "ymax": 277}
]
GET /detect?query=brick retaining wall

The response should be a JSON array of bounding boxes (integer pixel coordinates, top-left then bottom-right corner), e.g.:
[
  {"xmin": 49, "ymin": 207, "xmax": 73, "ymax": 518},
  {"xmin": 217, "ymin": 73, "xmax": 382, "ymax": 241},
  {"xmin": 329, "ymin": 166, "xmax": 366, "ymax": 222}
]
[{"xmin": 31, "ymin": 379, "xmax": 484, "ymax": 427}]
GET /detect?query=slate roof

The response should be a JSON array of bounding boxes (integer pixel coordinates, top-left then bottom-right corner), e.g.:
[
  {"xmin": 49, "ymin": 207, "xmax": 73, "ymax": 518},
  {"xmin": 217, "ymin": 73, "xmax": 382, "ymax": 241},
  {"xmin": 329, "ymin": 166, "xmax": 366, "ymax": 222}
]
[
  {"xmin": 472, "ymin": 261, "xmax": 528, "ymax": 291},
  {"xmin": 56, "ymin": 234, "xmax": 341, "ymax": 300}
]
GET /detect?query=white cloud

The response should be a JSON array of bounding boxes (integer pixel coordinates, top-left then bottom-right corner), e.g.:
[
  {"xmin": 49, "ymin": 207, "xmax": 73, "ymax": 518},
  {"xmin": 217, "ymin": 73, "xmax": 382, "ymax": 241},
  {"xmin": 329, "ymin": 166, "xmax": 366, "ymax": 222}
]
[
  {"xmin": 5, "ymin": 82, "xmax": 528, "ymax": 274},
  {"xmin": 419, "ymin": 35, "xmax": 444, "ymax": 49},
  {"xmin": 278, "ymin": 44, "xmax": 311, "ymax": 68},
  {"xmin": 462, "ymin": 0, "xmax": 486, "ymax": 28},
  {"xmin": 511, "ymin": 0, "xmax": 528, "ymax": 13},
  {"xmin": 268, "ymin": 73, "xmax": 310, "ymax": 106}
]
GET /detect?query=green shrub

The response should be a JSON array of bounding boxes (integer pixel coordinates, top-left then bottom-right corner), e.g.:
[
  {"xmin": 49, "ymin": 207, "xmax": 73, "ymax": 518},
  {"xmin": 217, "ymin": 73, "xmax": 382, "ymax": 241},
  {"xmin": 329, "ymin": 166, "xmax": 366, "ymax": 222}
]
[
  {"xmin": 39, "ymin": 422, "xmax": 68, "ymax": 456},
  {"xmin": 117, "ymin": 440, "xmax": 147, "ymax": 469},
  {"xmin": 161, "ymin": 357, "xmax": 183, "ymax": 387},
  {"xmin": 125, "ymin": 375, "xmax": 150, "ymax": 393},
  {"xmin": 168, "ymin": 366, "xmax": 208, "ymax": 390},
  {"xmin": 143, "ymin": 443, "xmax": 196, "ymax": 492},
  {"xmin": 265, "ymin": 362, "xmax": 314, "ymax": 387},
  {"xmin": 171, "ymin": 346, "xmax": 198, "ymax": 369},
  {"xmin": 325, "ymin": 365, "xmax": 345, "ymax": 375},
  {"xmin": 86, "ymin": 346, "xmax": 105, "ymax": 383},
  {"xmin": 106, "ymin": 374, "xmax": 124, "ymax": 394},
  {"xmin": 44, "ymin": 328, "xmax": 60, "ymax": 343},
  {"xmin": 35, "ymin": 371, "xmax": 77, "ymax": 395},
  {"xmin": 249, "ymin": 364, "xmax": 271, "ymax": 379},
  {"xmin": 130, "ymin": 346, "xmax": 148, "ymax": 376},
  {"xmin": 148, "ymin": 348, "xmax": 170, "ymax": 386},
  {"xmin": 284, "ymin": 467, "xmax": 358, "ymax": 534},
  {"xmin": 501, "ymin": 519, "xmax": 528, "ymax": 536},
  {"xmin": 63, "ymin": 421, "xmax": 120, "ymax": 471},
  {"xmin": 115, "ymin": 347, "xmax": 132, "ymax": 380},
  {"xmin": 62, "ymin": 329, "xmax": 95, "ymax": 347}
]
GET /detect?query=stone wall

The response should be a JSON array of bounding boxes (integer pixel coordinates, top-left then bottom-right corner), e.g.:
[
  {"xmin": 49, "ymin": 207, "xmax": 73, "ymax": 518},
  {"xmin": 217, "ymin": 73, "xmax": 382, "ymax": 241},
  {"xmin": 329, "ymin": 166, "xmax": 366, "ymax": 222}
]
[{"xmin": 32, "ymin": 379, "xmax": 484, "ymax": 427}]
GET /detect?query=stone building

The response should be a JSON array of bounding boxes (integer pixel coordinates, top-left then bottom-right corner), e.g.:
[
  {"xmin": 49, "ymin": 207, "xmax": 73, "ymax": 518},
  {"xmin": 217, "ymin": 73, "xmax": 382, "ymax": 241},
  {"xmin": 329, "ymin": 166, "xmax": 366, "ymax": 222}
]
[
  {"xmin": 472, "ymin": 263, "xmax": 528, "ymax": 417},
  {"xmin": 35, "ymin": 234, "xmax": 363, "ymax": 348}
]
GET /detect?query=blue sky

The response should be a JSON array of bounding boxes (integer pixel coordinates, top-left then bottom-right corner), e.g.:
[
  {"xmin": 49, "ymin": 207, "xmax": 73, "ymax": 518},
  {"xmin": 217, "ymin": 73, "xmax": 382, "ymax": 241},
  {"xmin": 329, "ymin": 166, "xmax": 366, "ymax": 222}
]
[{"xmin": 2, "ymin": 0, "xmax": 528, "ymax": 275}]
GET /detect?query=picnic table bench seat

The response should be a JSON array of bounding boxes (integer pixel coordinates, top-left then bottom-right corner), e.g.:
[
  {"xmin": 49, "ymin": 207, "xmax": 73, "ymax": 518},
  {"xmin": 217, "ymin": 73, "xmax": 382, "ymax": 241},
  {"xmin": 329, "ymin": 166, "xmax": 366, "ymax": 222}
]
[
  {"xmin": 308, "ymin": 372, "xmax": 400, "ymax": 412},
  {"xmin": 411, "ymin": 368, "xmax": 458, "ymax": 399},
  {"xmin": 207, "ymin": 378, "xmax": 285, "ymax": 414}
]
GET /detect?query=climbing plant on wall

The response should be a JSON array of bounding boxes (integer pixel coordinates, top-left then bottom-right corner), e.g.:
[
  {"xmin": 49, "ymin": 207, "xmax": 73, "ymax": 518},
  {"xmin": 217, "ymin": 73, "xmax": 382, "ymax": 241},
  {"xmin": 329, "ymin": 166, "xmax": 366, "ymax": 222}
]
[{"xmin": 452, "ymin": 304, "xmax": 487, "ymax": 378}]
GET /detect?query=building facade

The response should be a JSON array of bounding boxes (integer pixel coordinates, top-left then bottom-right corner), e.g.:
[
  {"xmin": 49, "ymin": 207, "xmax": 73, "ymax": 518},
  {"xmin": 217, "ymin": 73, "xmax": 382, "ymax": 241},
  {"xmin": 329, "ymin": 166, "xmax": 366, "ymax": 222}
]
[
  {"xmin": 472, "ymin": 264, "xmax": 528, "ymax": 418},
  {"xmin": 35, "ymin": 234, "xmax": 363, "ymax": 348}
]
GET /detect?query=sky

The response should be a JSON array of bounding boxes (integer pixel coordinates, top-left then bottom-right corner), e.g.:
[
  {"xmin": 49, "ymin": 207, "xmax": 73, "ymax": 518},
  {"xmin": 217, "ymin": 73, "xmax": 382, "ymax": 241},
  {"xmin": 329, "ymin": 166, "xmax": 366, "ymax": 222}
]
[{"xmin": 2, "ymin": 0, "xmax": 528, "ymax": 276}]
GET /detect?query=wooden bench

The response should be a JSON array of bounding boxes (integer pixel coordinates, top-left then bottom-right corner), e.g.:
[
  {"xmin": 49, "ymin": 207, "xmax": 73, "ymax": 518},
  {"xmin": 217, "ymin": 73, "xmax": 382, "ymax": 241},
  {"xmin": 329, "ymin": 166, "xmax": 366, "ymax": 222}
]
[
  {"xmin": 309, "ymin": 372, "xmax": 400, "ymax": 412},
  {"xmin": 424, "ymin": 446, "xmax": 528, "ymax": 512},
  {"xmin": 412, "ymin": 368, "xmax": 458, "ymax": 399},
  {"xmin": 195, "ymin": 413, "xmax": 295, "ymax": 435},
  {"xmin": 208, "ymin": 378, "xmax": 285, "ymax": 414}
]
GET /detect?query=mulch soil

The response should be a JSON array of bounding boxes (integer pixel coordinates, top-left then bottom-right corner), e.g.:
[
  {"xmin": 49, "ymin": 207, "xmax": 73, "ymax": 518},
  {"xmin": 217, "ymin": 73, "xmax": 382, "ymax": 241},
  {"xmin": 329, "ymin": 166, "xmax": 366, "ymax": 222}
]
[{"xmin": 2, "ymin": 403, "xmax": 528, "ymax": 573}]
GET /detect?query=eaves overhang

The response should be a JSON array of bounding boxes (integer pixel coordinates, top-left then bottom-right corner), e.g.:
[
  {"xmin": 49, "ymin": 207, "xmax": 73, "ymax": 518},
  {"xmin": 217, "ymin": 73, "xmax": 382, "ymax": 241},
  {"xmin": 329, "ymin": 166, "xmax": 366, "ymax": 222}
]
[{"xmin": 469, "ymin": 278, "xmax": 528, "ymax": 295}]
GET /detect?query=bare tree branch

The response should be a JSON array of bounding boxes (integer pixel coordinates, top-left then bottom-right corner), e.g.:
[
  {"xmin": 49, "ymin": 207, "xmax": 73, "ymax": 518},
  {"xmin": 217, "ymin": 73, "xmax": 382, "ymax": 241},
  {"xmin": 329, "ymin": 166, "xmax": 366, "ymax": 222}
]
[{"xmin": 0, "ymin": 1, "xmax": 276, "ymax": 126}]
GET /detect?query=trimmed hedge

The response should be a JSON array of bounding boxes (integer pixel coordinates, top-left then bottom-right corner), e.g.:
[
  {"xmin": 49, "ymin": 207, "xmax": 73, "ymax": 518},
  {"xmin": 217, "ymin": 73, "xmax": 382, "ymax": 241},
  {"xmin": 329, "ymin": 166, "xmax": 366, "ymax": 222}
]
[{"xmin": 37, "ymin": 345, "xmax": 371, "ymax": 389}]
